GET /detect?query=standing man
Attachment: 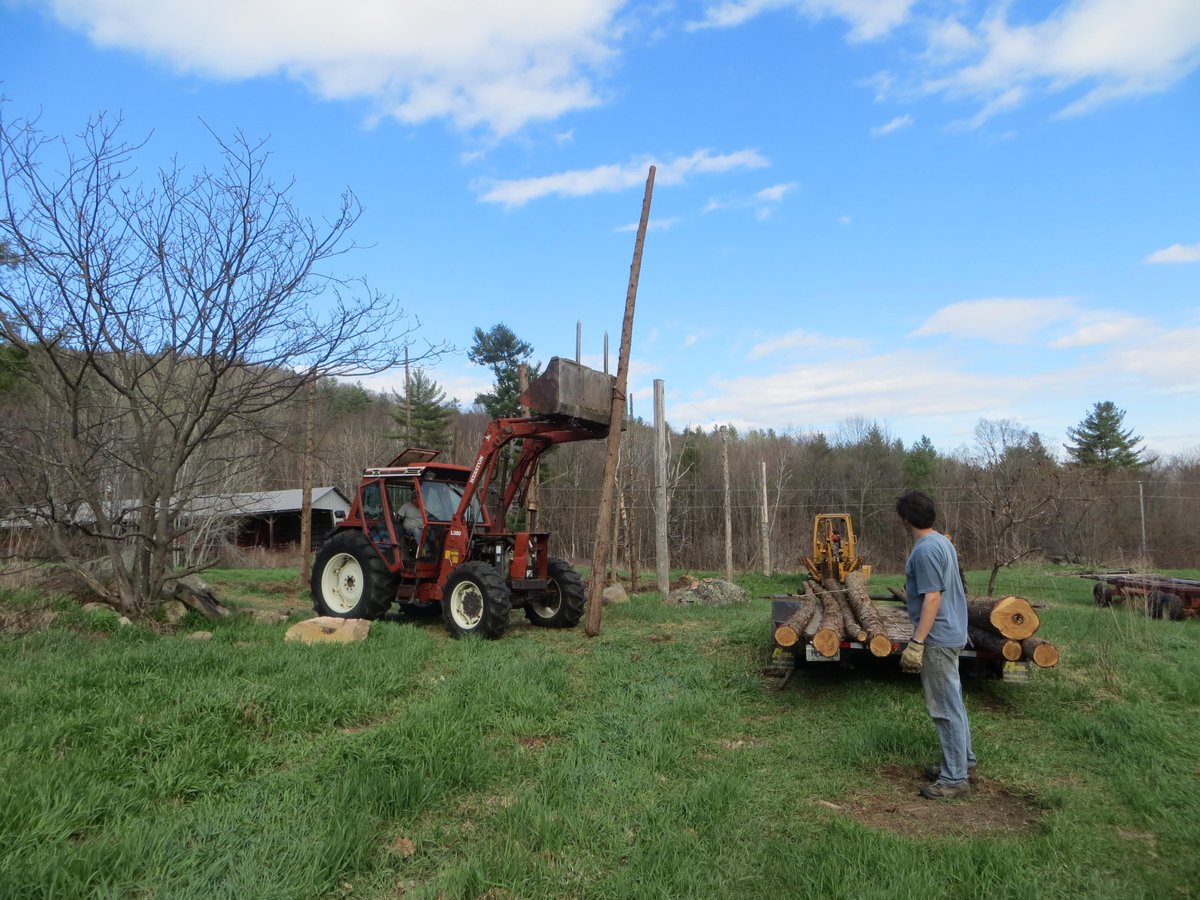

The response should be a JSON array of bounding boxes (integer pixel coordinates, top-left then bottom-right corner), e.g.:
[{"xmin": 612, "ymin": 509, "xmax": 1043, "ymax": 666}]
[{"xmin": 896, "ymin": 490, "xmax": 976, "ymax": 800}]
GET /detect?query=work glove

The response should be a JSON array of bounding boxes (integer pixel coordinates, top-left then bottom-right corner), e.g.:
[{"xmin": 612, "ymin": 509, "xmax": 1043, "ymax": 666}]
[{"xmin": 900, "ymin": 640, "xmax": 924, "ymax": 673}]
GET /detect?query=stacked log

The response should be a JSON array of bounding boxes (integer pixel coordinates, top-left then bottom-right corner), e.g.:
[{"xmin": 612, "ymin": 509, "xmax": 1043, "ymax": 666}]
[
  {"xmin": 810, "ymin": 581, "xmax": 845, "ymax": 658},
  {"xmin": 843, "ymin": 571, "xmax": 894, "ymax": 658},
  {"xmin": 773, "ymin": 582, "xmax": 821, "ymax": 648},
  {"xmin": 967, "ymin": 595, "xmax": 1059, "ymax": 668},
  {"xmin": 967, "ymin": 596, "xmax": 1040, "ymax": 640}
]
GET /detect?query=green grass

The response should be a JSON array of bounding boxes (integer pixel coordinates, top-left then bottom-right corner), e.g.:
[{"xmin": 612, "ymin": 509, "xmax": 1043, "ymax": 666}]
[{"xmin": 2, "ymin": 567, "xmax": 1199, "ymax": 898}]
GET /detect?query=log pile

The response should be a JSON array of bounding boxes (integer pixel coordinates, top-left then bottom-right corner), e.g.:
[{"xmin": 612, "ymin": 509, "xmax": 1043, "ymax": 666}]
[
  {"xmin": 772, "ymin": 586, "xmax": 1060, "ymax": 670},
  {"xmin": 967, "ymin": 595, "xmax": 1059, "ymax": 668},
  {"xmin": 773, "ymin": 574, "xmax": 894, "ymax": 658}
]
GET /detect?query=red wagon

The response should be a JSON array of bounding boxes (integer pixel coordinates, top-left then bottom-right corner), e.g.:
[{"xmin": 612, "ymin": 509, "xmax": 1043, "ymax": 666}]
[{"xmin": 1085, "ymin": 573, "xmax": 1200, "ymax": 620}]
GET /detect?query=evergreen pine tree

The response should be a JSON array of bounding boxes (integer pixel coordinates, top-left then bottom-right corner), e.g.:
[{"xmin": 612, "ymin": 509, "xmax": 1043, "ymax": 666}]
[
  {"xmin": 1065, "ymin": 401, "xmax": 1155, "ymax": 474},
  {"xmin": 393, "ymin": 368, "xmax": 455, "ymax": 451},
  {"xmin": 468, "ymin": 323, "xmax": 538, "ymax": 419}
]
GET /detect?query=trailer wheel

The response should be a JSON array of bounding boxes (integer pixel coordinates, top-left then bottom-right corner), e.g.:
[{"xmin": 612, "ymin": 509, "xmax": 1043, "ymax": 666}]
[
  {"xmin": 311, "ymin": 530, "xmax": 395, "ymax": 620},
  {"xmin": 523, "ymin": 558, "xmax": 587, "ymax": 628},
  {"xmin": 1092, "ymin": 582, "xmax": 1114, "ymax": 607},
  {"xmin": 442, "ymin": 561, "xmax": 511, "ymax": 639},
  {"xmin": 1146, "ymin": 590, "xmax": 1166, "ymax": 619},
  {"xmin": 1160, "ymin": 593, "xmax": 1184, "ymax": 621}
]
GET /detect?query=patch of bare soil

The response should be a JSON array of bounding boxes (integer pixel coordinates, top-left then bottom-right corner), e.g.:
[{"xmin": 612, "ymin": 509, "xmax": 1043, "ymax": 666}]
[{"xmin": 821, "ymin": 764, "xmax": 1040, "ymax": 838}]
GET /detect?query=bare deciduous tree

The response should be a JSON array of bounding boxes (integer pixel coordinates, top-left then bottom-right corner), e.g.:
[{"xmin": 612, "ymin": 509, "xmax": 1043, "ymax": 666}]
[{"xmin": 0, "ymin": 110, "xmax": 438, "ymax": 614}]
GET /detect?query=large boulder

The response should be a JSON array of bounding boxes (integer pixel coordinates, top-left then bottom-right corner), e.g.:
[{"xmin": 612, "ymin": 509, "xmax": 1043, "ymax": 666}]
[{"xmin": 664, "ymin": 577, "xmax": 748, "ymax": 608}]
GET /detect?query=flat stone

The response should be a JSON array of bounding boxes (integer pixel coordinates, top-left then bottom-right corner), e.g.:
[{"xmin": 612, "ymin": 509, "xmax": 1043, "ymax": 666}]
[
  {"xmin": 251, "ymin": 610, "xmax": 289, "ymax": 626},
  {"xmin": 186, "ymin": 630, "xmax": 213, "ymax": 641},
  {"xmin": 284, "ymin": 616, "xmax": 371, "ymax": 644}
]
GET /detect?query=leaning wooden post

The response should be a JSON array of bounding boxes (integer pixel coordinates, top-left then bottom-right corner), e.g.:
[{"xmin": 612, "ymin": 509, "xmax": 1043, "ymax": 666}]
[
  {"xmin": 586, "ymin": 166, "xmax": 655, "ymax": 636},
  {"xmin": 653, "ymin": 379, "xmax": 669, "ymax": 595}
]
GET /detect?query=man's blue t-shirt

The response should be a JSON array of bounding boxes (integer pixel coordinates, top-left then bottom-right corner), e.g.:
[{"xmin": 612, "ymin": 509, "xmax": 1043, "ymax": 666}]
[{"xmin": 905, "ymin": 532, "xmax": 968, "ymax": 648}]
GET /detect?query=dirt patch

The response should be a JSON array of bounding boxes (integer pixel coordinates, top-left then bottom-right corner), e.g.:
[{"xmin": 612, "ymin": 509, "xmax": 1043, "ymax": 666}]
[{"xmin": 821, "ymin": 764, "xmax": 1040, "ymax": 838}]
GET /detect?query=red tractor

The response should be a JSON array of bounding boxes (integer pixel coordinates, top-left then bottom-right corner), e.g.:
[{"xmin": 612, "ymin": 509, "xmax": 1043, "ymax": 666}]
[{"xmin": 310, "ymin": 357, "xmax": 613, "ymax": 638}]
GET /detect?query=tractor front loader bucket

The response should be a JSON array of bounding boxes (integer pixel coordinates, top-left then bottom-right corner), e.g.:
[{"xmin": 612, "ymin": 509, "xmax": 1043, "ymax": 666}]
[{"xmin": 520, "ymin": 356, "xmax": 616, "ymax": 429}]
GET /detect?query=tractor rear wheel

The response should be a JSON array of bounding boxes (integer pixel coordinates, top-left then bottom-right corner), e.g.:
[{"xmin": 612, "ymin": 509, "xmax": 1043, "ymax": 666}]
[
  {"xmin": 523, "ymin": 558, "xmax": 587, "ymax": 628},
  {"xmin": 311, "ymin": 530, "xmax": 395, "ymax": 620},
  {"xmin": 441, "ymin": 561, "xmax": 511, "ymax": 639}
]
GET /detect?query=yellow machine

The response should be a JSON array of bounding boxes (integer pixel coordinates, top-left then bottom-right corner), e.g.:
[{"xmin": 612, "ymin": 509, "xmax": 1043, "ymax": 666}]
[{"xmin": 801, "ymin": 514, "xmax": 870, "ymax": 584}]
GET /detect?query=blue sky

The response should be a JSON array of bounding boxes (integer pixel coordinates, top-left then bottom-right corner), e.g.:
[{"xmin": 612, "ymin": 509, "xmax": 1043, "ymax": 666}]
[{"xmin": 3, "ymin": 0, "xmax": 1198, "ymax": 458}]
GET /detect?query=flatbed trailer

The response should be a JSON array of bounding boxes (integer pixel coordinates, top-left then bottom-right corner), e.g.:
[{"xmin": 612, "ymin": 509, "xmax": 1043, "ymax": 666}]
[
  {"xmin": 1082, "ymin": 572, "xmax": 1200, "ymax": 620},
  {"xmin": 765, "ymin": 596, "xmax": 1032, "ymax": 687}
]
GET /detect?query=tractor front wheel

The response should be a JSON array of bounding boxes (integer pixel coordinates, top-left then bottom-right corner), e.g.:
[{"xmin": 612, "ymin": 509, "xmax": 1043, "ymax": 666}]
[
  {"xmin": 523, "ymin": 558, "xmax": 587, "ymax": 628},
  {"xmin": 441, "ymin": 561, "xmax": 512, "ymax": 639},
  {"xmin": 311, "ymin": 530, "xmax": 395, "ymax": 620}
]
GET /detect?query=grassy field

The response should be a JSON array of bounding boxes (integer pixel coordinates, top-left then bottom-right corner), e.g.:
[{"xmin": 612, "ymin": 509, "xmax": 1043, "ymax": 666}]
[{"xmin": 2, "ymin": 566, "xmax": 1199, "ymax": 898}]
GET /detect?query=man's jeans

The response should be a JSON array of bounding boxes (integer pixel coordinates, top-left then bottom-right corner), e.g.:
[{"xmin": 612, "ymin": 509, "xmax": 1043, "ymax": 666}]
[{"xmin": 921, "ymin": 645, "xmax": 976, "ymax": 785}]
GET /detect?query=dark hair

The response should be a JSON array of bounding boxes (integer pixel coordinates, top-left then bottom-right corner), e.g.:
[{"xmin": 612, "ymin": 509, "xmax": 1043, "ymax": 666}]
[{"xmin": 896, "ymin": 490, "xmax": 936, "ymax": 529}]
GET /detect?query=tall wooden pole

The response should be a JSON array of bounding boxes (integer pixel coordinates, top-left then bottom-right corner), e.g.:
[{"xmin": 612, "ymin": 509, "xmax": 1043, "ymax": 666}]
[
  {"xmin": 760, "ymin": 460, "xmax": 771, "ymax": 576},
  {"xmin": 653, "ymin": 379, "xmax": 669, "ymax": 596},
  {"xmin": 586, "ymin": 166, "xmax": 655, "ymax": 636},
  {"xmin": 298, "ymin": 372, "xmax": 316, "ymax": 589},
  {"xmin": 722, "ymin": 425, "xmax": 733, "ymax": 583}
]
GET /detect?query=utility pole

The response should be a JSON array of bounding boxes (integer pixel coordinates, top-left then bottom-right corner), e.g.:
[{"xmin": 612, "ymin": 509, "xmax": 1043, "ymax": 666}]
[
  {"xmin": 1138, "ymin": 481, "xmax": 1148, "ymax": 558},
  {"xmin": 760, "ymin": 460, "xmax": 771, "ymax": 576},
  {"xmin": 586, "ymin": 166, "xmax": 655, "ymax": 636},
  {"xmin": 298, "ymin": 372, "xmax": 316, "ymax": 589}
]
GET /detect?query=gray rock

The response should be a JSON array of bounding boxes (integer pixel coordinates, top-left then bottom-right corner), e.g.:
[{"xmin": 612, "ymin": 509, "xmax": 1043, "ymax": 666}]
[
  {"xmin": 602, "ymin": 584, "xmax": 630, "ymax": 605},
  {"xmin": 186, "ymin": 630, "xmax": 214, "ymax": 641}
]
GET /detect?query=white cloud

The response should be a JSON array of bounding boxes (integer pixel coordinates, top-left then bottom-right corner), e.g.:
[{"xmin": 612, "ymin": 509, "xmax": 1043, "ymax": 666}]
[
  {"xmin": 1146, "ymin": 241, "xmax": 1200, "ymax": 264},
  {"xmin": 1050, "ymin": 314, "xmax": 1156, "ymax": 348},
  {"xmin": 870, "ymin": 114, "xmax": 913, "ymax": 136},
  {"xmin": 688, "ymin": 0, "xmax": 916, "ymax": 42},
  {"xmin": 748, "ymin": 329, "xmax": 868, "ymax": 359},
  {"xmin": 755, "ymin": 182, "xmax": 796, "ymax": 203},
  {"xmin": 837, "ymin": 214, "xmax": 852, "ymax": 225},
  {"xmin": 912, "ymin": 297, "xmax": 1078, "ymax": 343},
  {"xmin": 926, "ymin": 0, "xmax": 1200, "ymax": 123},
  {"xmin": 42, "ymin": 0, "xmax": 626, "ymax": 136},
  {"xmin": 476, "ymin": 148, "xmax": 769, "ymax": 207}
]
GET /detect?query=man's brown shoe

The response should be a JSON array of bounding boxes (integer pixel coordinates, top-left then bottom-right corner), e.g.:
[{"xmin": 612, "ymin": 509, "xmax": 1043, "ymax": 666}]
[
  {"xmin": 924, "ymin": 763, "xmax": 978, "ymax": 785},
  {"xmin": 919, "ymin": 780, "xmax": 971, "ymax": 800}
]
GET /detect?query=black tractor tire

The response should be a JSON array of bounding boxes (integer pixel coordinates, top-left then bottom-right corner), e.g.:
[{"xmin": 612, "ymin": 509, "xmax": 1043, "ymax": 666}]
[
  {"xmin": 441, "ymin": 561, "xmax": 512, "ymax": 639},
  {"xmin": 311, "ymin": 530, "xmax": 395, "ymax": 620},
  {"xmin": 1093, "ymin": 582, "xmax": 1114, "ymax": 607},
  {"xmin": 523, "ymin": 558, "xmax": 587, "ymax": 628},
  {"xmin": 1146, "ymin": 590, "xmax": 1166, "ymax": 619},
  {"xmin": 1160, "ymin": 593, "xmax": 1185, "ymax": 621}
]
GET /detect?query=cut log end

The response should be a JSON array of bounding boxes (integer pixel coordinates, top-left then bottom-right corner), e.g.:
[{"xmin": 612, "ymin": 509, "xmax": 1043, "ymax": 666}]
[
  {"xmin": 774, "ymin": 625, "xmax": 800, "ymax": 648},
  {"xmin": 811, "ymin": 628, "xmax": 841, "ymax": 658},
  {"xmin": 867, "ymin": 634, "xmax": 892, "ymax": 657},
  {"xmin": 1021, "ymin": 636, "xmax": 1060, "ymax": 668}
]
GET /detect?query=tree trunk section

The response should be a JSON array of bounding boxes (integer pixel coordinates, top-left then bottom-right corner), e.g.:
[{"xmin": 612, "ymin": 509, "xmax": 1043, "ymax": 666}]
[
  {"xmin": 968, "ymin": 625, "xmax": 1022, "ymax": 660},
  {"xmin": 774, "ymin": 599, "xmax": 818, "ymax": 648},
  {"xmin": 843, "ymin": 570, "xmax": 893, "ymax": 657},
  {"xmin": 1021, "ymin": 636, "xmax": 1060, "ymax": 668},
  {"xmin": 967, "ymin": 595, "xmax": 1040, "ymax": 640},
  {"xmin": 810, "ymin": 581, "xmax": 844, "ymax": 658}
]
